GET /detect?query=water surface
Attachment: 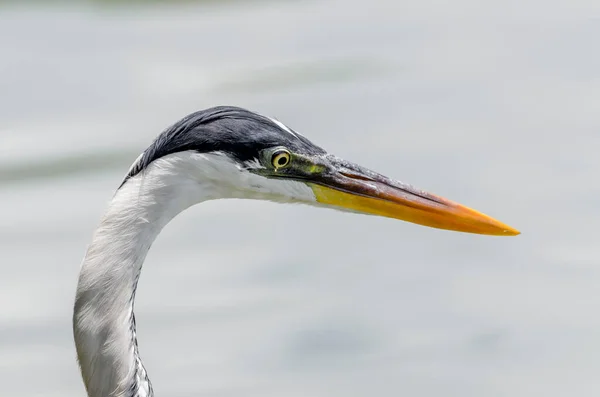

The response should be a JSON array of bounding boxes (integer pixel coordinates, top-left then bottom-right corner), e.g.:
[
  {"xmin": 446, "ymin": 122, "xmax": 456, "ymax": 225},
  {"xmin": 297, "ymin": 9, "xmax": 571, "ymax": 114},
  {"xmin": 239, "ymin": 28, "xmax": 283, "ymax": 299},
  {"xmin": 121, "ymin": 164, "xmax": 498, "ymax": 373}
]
[{"xmin": 1, "ymin": 1, "xmax": 599, "ymax": 396}]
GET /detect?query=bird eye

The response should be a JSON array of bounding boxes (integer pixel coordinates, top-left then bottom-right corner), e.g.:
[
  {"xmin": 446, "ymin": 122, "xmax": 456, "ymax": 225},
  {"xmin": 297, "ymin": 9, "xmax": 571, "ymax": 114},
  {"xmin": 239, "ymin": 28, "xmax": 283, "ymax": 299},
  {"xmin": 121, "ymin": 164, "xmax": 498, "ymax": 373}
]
[{"xmin": 271, "ymin": 149, "xmax": 291, "ymax": 168}]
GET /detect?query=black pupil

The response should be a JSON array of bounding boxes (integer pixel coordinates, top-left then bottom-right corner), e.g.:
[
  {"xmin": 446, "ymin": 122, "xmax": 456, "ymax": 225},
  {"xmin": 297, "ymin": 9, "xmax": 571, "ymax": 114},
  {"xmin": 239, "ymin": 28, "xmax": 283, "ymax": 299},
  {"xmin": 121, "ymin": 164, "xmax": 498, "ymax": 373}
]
[{"xmin": 277, "ymin": 155, "xmax": 287, "ymax": 166}]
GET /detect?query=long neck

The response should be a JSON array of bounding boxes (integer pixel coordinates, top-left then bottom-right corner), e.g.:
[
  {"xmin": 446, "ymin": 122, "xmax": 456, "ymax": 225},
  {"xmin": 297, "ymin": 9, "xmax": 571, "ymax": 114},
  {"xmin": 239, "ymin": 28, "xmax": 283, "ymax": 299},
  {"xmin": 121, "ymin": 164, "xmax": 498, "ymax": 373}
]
[
  {"xmin": 72, "ymin": 151, "xmax": 316, "ymax": 397},
  {"xmin": 73, "ymin": 159, "xmax": 205, "ymax": 397}
]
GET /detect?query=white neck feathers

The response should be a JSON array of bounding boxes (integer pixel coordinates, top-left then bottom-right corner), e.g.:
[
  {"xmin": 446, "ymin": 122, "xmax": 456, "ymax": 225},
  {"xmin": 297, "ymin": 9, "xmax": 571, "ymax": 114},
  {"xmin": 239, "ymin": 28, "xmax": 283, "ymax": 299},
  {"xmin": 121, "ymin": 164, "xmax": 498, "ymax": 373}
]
[{"xmin": 73, "ymin": 151, "xmax": 315, "ymax": 397}]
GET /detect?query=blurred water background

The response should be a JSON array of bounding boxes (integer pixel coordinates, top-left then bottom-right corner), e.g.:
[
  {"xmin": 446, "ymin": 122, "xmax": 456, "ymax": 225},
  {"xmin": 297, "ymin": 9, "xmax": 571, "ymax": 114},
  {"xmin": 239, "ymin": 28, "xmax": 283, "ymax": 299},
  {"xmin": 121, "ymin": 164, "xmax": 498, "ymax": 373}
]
[{"xmin": 1, "ymin": 1, "xmax": 599, "ymax": 396}]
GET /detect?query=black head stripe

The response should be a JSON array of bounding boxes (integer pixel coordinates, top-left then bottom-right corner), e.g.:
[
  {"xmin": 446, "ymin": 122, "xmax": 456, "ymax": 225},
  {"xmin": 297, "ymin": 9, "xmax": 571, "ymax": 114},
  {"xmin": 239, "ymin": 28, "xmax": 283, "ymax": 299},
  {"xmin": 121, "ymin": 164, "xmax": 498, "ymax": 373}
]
[{"xmin": 120, "ymin": 106, "xmax": 325, "ymax": 188}]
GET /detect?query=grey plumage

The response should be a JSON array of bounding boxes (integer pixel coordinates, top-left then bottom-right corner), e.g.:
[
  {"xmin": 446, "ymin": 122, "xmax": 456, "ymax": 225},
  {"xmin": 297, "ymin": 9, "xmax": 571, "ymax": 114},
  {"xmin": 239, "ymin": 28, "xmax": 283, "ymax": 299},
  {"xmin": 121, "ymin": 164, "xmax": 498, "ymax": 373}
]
[{"xmin": 75, "ymin": 107, "xmax": 325, "ymax": 397}]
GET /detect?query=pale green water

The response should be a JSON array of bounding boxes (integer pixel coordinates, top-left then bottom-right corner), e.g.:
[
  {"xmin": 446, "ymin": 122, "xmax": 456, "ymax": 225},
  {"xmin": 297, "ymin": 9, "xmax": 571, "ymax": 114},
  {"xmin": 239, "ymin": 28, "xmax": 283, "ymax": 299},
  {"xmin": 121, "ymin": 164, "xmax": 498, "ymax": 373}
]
[{"xmin": 1, "ymin": 1, "xmax": 599, "ymax": 396}]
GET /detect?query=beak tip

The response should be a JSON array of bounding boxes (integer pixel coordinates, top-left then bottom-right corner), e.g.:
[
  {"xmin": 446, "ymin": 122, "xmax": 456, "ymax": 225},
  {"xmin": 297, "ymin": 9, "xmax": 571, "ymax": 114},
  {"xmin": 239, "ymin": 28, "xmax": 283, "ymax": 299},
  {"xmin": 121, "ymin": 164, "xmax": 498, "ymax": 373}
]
[
  {"xmin": 483, "ymin": 220, "xmax": 520, "ymax": 236},
  {"xmin": 503, "ymin": 227, "xmax": 521, "ymax": 236}
]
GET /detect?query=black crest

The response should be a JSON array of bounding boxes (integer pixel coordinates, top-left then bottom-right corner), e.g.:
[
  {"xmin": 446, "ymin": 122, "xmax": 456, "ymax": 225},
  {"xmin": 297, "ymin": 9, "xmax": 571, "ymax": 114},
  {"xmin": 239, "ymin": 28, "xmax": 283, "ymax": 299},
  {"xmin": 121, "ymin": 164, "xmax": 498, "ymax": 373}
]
[{"xmin": 120, "ymin": 106, "xmax": 325, "ymax": 187}]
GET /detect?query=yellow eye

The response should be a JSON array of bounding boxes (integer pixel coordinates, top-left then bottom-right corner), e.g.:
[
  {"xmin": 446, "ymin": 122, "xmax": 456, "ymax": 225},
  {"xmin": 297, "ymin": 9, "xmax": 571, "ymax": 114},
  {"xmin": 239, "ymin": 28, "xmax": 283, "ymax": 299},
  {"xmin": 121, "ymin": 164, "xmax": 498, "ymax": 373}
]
[{"xmin": 271, "ymin": 149, "xmax": 291, "ymax": 168}]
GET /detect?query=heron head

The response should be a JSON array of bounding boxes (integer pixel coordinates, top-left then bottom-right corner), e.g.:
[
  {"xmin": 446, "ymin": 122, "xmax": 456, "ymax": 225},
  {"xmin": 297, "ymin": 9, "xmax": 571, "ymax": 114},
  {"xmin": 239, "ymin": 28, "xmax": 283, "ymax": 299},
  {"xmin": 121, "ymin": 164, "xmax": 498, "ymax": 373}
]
[{"xmin": 125, "ymin": 106, "xmax": 519, "ymax": 236}]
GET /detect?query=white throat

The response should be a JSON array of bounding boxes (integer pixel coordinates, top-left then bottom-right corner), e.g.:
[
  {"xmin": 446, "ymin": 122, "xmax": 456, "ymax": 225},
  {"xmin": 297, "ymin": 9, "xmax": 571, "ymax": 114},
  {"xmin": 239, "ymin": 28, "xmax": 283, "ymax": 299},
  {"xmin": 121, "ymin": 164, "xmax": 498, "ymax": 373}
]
[{"xmin": 73, "ymin": 151, "xmax": 315, "ymax": 397}]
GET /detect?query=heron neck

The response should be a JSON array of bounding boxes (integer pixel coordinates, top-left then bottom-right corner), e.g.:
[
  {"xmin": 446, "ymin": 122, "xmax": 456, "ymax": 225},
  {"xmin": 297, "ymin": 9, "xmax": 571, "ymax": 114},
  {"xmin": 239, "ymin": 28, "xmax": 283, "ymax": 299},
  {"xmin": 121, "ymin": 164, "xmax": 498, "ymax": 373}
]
[
  {"xmin": 73, "ymin": 165, "xmax": 204, "ymax": 397},
  {"xmin": 72, "ymin": 151, "xmax": 316, "ymax": 397}
]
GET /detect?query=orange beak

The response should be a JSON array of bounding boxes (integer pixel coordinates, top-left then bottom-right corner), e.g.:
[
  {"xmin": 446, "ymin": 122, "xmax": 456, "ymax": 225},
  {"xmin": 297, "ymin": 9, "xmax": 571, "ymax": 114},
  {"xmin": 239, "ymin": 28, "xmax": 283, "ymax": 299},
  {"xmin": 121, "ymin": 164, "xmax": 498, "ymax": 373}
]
[{"xmin": 307, "ymin": 159, "xmax": 519, "ymax": 236}]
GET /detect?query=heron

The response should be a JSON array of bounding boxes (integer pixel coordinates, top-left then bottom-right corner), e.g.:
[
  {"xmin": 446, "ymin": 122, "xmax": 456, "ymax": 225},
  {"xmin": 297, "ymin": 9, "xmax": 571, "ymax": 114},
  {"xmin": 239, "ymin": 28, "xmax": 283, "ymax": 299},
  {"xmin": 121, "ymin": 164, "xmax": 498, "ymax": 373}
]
[{"xmin": 73, "ymin": 106, "xmax": 519, "ymax": 397}]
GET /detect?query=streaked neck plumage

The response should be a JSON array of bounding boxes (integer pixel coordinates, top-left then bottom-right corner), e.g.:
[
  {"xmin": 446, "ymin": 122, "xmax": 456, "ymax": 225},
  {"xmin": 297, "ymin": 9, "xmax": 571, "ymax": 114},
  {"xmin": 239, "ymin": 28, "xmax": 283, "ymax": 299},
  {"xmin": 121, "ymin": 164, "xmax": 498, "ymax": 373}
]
[{"xmin": 73, "ymin": 152, "xmax": 315, "ymax": 397}]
